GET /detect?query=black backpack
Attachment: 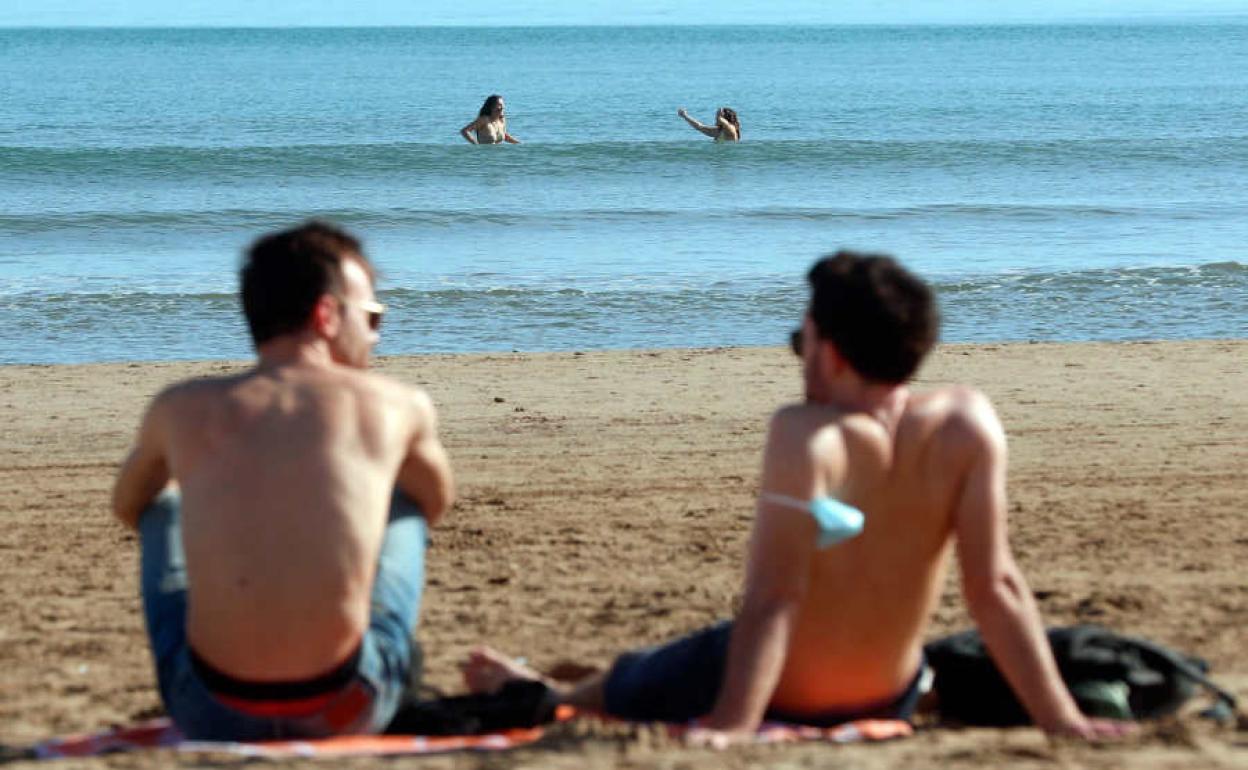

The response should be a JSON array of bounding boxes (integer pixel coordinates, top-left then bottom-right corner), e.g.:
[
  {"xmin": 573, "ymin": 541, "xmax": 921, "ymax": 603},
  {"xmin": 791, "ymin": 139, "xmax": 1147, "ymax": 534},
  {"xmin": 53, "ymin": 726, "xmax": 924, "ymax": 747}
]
[
  {"xmin": 383, "ymin": 640, "xmax": 558, "ymax": 735},
  {"xmin": 384, "ymin": 680, "xmax": 558, "ymax": 735},
  {"xmin": 924, "ymin": 625, "xmax": 1238, "ymax": 725}
]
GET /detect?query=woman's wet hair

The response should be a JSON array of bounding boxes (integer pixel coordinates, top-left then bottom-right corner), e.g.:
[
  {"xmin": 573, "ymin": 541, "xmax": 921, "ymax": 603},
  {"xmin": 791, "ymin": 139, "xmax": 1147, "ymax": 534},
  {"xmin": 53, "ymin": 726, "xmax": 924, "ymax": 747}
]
[
  {"xmin": 479, "ymin": 94, "xmax": 504, "ymax": 117},
  {"xmin": 806, "ymin": 251, "xmax": 939, "ymax": 384},
  {"xmin": 719, "ymin": 107, "xmax": 740, "ymax": 136}
]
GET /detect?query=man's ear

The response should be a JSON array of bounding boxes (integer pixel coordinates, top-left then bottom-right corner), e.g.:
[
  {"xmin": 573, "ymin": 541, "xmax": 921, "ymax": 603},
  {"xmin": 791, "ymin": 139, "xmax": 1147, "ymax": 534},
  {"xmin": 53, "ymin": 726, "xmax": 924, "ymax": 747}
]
[
  {"xmin": 311, "ymin": 293, "xmax": 341, "ymax": 338},
  {"xmin": 817, "ymin": 337, "xmax": 848, "ymax": 381}
]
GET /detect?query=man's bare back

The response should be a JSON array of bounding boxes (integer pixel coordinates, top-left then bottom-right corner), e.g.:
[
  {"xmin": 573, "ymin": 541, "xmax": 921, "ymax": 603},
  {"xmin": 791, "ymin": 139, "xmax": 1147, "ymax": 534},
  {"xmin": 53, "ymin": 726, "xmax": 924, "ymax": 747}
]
[
  {"xmin": 138, "ymin": 365, "xmax": 441, "ymax": 680},
  {"xmin": 766, "ymin": 386, "xmax": 985, "ymax": 712}
]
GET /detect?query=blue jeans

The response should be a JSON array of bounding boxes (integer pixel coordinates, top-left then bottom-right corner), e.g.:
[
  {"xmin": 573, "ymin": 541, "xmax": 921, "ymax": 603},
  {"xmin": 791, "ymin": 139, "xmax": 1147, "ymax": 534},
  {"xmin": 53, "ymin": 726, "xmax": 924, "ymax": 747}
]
[
  {"xmin": 604, "ymin": 621, "xmax": 926, "ymax": 726},
  {"xmin": 139, "ymin": 489, "xmax": 427, "ymax": 741}
]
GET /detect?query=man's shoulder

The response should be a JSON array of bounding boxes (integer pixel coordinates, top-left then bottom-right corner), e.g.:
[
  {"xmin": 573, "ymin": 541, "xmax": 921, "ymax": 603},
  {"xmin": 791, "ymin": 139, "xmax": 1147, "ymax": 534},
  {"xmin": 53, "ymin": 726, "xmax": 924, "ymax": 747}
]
[
  {"xmin": 769, "ymin": 401, "xmax": 841, "ymax": 437},
  {"xmin": 908, "ymin": 385, "xmax": 1004, "ymax": 452},
  {"xmin": 910, "ymin": 384, "xmax": 993, "ymax": 417},
  {"xmin": 152, "ymin": 374, "xmax": 241, "ymax": 408},
  {"xmin": 334, "ymin": 368, "xmax": 436, "ymax": 419},
  {"xmin": 770, "ymin": 400, "xmax": 889, "ymax": 440},
  {"xmin": 136, "ymin": 375, "xmax": 247, "ymax": 437},
  {"xmin": 347, "ymin": 367, "xmax": 426, "ymax": 397},
  {"xmin": 766, "ymin": 403, "xmax": 856, "ymax": 464}
]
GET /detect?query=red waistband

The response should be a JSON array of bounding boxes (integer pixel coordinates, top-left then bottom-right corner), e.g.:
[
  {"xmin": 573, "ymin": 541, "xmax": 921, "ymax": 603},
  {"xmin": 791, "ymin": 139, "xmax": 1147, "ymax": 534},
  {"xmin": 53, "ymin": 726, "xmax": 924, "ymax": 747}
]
[
  {"xmin": 213, "ymin": 691, "xmax": 340, "ymax": 718},
  {"xmin": 189, "ymin": 644, "xmax": 363, "ymax": 718}
]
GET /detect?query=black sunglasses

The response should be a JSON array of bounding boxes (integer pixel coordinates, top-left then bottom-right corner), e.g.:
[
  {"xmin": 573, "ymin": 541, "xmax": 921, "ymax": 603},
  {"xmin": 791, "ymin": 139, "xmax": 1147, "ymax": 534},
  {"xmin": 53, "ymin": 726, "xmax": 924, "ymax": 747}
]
[
  {"xmin": 789, "ymin": 327, "xmax": 803, "ymax": 357},
  {"xmin": 340, "ymin": 298, "xmax": 385, "ymax": 331},
  {"xmin": 359, "ymin": 300, "xmax": 385, "ymax": 332}
]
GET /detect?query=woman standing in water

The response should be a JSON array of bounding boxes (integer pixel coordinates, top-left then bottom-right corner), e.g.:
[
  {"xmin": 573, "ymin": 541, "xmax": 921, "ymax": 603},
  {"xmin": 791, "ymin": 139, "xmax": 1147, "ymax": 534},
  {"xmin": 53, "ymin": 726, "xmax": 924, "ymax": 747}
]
[
  {"xmin": 460, "ymin": 94, "xmax": 522, "ymax": 145},
  {"xmin": 676, "ymin": 107, "xmax": 740, "ymax": 142}
]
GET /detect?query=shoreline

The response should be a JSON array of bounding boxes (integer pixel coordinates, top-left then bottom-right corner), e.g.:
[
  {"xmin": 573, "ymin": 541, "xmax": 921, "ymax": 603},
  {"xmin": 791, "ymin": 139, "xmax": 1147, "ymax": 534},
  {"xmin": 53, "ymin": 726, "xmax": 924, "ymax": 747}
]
[
  {"xmin": 1, "ymin": 339, "xmax": 1245, "ymax": 767},
  {"xmin": 7, "ymin": 265, "xmax": 1246, "ymax": 366},
  {"xmin": 2, "ymin": 336, "xmax": 1245, "ymax": 370}
]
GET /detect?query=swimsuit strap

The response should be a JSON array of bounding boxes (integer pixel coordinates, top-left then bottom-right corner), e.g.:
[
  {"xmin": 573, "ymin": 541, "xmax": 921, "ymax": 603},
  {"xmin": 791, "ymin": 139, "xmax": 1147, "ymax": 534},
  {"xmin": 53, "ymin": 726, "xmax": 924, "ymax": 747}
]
[
  {"xmin": 759, "ymin": 491, "xmax": 865, "ymax": 549},
  {"xmin": 757, "ymin": 491, "xmax": 812, "ymax": 512}
]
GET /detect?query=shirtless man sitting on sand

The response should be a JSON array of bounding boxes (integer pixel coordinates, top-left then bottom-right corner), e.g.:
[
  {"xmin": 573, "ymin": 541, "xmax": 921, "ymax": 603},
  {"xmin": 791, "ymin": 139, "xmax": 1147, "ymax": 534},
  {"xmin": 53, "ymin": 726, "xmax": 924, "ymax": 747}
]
[
  {"xmin": 463, "ymin": 251, "xmax": 1130, "ymax": 743},
  {"xmin": 112, "ymin": 222, "xmax": 454, "ymax": 740}
]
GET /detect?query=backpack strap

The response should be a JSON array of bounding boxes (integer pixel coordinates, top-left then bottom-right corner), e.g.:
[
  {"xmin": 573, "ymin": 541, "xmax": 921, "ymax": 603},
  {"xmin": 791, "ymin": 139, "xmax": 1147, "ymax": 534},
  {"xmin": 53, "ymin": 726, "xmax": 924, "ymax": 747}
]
[{"xmin": 1120, "ymin": 632, "xmax": 1239, "ymax": 716}]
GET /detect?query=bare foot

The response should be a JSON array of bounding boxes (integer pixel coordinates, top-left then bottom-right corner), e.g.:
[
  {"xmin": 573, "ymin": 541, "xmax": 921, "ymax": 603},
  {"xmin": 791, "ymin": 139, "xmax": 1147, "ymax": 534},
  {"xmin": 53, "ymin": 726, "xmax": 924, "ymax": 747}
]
[
  {"xmin": 547, "ymin": 660, "xmax": 602, "ymax": 683},
  {"xmin": 460, "ymin": 646, "xmax": 551, "ymax": 694}
]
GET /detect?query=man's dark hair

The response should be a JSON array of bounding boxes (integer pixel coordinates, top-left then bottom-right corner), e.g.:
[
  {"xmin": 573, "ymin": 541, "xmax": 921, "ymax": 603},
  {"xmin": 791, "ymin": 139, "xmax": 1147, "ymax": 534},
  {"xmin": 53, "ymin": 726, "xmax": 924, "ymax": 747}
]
[
  {"xmin": 240, "ymin": 221, "xmax": 371, "ymax": 346},
  {"xmin": 807, "ymin": 250, "xmax": 939, "ymax": 384}
]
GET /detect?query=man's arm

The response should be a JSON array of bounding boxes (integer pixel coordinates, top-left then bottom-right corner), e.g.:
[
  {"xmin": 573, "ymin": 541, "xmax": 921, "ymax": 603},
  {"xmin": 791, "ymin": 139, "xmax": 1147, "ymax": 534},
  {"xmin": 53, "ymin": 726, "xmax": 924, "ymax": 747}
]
[
  {"xmin": 396, "ymin": 388, "xmax": 455, "ymax": 526},
  {"xmin": 112, "ymin": 394, "xmax": 172, "ymax": 530},
  {"xmin": 699, "ymin": 408, "xmax": 825, "ymax": 735},
  {"xmin": 953, "ymin": 392, "xmax": 1129, "ymax": 739}
]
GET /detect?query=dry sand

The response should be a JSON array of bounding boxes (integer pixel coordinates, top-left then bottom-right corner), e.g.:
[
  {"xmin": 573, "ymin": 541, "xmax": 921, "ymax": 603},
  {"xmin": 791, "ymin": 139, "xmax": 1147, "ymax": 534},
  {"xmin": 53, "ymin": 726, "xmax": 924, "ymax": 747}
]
[{"xmin": 1, "ymin": 340, "xmax": 1245, "ymax": 768}]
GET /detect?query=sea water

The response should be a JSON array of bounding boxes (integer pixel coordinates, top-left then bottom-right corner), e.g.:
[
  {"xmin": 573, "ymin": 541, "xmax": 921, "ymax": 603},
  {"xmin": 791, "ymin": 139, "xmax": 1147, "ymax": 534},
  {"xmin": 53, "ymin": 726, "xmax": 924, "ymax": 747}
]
[{"xmin": 1, "ymin": 24, "xmax": 1245, "ymax": 363}]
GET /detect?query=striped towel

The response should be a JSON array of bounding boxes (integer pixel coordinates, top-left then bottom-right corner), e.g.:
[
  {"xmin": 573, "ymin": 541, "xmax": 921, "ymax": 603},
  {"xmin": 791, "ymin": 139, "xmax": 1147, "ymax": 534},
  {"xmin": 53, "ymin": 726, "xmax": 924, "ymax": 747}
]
[{"xmin": 19, "ymin": 714, "xmax": 910, "ymax": 760}]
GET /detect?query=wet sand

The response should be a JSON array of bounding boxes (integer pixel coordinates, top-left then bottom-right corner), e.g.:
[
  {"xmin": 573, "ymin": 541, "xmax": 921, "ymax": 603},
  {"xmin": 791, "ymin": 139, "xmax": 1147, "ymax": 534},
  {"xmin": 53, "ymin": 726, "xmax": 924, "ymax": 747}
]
[{"xmin": 1, "ymin": 340, "xmax": 1245, "ymax": 768}]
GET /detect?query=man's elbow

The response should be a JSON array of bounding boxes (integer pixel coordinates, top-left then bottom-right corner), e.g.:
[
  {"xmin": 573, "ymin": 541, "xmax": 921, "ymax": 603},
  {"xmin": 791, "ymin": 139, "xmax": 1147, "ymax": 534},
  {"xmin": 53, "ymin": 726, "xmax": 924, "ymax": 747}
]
[
  {"xmin": 111, "ymin": 489, "xmax": 140, "ymax": 530},
  {"xmin": 423, "ymin": 499, "xmax": 449, "ymax": 527},
  {"xmin": 964, "ymin": 568, "xmax": 1030, "ymax": 621},
  {"xmin": 420, "ymin": 484, "xmax": 455, "ymax": 526}
]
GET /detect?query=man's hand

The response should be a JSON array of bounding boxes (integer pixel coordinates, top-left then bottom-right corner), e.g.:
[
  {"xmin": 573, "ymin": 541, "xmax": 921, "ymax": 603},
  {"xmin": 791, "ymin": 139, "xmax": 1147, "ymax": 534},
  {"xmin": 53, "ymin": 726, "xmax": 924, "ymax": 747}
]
[
  {"xmin": 1043, "ymin": 715, "xmax": 1138, "ymax": 741},
  {"xmin": 677, "ymin": 107, "xmax": 688, "ymax": 118},
  {"xmin": 684, "ymin": 724, "xmax": 753, "ymax": 749}
]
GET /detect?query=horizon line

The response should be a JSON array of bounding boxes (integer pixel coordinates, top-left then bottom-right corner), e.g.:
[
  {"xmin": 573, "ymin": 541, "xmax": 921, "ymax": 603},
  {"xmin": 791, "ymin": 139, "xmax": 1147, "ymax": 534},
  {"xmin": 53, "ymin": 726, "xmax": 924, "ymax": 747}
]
[{"xmin": 3, "ymin": 14, "xmax": 1248, "ymax": 30}]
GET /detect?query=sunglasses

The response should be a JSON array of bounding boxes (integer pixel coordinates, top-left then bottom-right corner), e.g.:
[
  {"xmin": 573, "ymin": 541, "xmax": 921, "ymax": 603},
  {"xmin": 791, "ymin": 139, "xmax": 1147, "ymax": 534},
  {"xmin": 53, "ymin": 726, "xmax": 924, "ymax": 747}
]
[
  {"xmin": 789, "ymin": 327, "xmax": 803, "ymax": 357},
  {"xmin": 342, "ymin": 299, "xmax": 386, "ymax": 331}
]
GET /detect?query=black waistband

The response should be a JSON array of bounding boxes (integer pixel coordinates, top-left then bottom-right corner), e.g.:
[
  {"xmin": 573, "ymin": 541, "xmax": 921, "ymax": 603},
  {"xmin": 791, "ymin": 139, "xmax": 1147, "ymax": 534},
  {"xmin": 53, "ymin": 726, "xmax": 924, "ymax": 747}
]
[{"xmin": 189, "ymin": 644, "xmax": 362, "ymax": 702}]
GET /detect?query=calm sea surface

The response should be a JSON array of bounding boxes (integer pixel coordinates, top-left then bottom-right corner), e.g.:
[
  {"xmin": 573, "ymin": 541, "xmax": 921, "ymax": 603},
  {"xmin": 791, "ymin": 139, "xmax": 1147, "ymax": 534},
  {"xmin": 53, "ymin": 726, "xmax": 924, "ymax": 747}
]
[{"xmin": 1, "ymin": 24, "xmax": 1246, "ymax": 363}]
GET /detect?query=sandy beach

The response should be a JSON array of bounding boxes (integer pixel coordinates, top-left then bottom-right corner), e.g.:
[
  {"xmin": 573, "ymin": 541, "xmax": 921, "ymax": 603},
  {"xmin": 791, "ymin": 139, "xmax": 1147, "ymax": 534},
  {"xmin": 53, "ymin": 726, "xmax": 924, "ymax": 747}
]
[{"xmin": 1, "ymin": 339, "xmax": 1245, "ymax": 768}]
